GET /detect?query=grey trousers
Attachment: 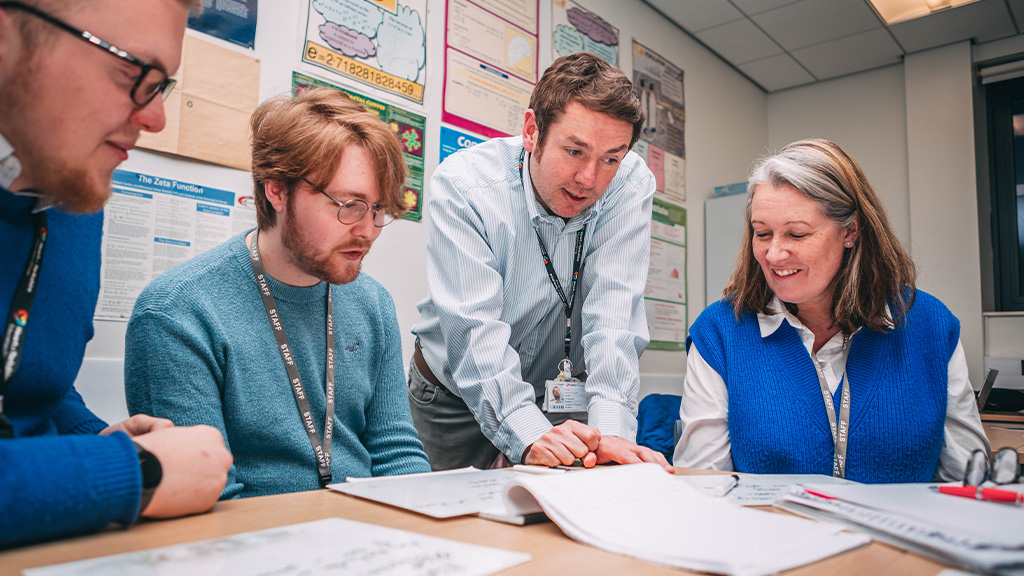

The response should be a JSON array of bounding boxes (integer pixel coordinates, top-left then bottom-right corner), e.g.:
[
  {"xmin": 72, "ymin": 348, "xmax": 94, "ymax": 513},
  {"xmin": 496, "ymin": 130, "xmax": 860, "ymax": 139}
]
[{"xmin": 406, "ymin": 358, "xmax": 586, "ymax": 471}]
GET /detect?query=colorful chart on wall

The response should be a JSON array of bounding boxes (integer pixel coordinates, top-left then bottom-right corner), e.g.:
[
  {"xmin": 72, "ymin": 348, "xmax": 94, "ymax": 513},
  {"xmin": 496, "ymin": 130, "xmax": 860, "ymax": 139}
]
[
  {"xmin": 292, "ymin": 72, "xmax": 426, "ymax": 222},
  {"xmin": 644, "ymin": 199, "xmax": 687, "ymax": 350},
  {"xmin": 439, "ymin": 125, "xmax": 486, "ymax": 164},
  {"xmin": 442, "ymin": 0, "xmax": 539, "ymax": 138},
  {"xmin": 632, "ymin": 41, "xmax": 685, "ymax": 205},
  {"xmin": 188, "ymin": 0, "xmax": 258, "ymax": 49},
  {"xmin": 551, "ymin": 0, "xmax": 618, "ymax": 66},
  {"xmin": 302, "ymin": 0, "xmax": 427, "ymax": 104}
]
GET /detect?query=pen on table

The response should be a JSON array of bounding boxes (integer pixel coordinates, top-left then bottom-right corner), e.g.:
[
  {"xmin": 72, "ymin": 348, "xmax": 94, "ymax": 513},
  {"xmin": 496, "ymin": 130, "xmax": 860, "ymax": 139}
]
[
  {"xmin": 932, "ymin": 485, "xmax": 1024, "ymax": 505},
  {"xmin": 721, "ymin": 474, "xmax": 740, "ymax": 497}
]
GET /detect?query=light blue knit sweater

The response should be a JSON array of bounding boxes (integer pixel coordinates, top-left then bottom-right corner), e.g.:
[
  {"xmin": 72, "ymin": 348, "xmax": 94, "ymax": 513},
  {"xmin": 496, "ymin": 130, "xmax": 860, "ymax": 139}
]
[{"xmin": 125, "ymin": 232, "xmax": 430, "ymax": 499}]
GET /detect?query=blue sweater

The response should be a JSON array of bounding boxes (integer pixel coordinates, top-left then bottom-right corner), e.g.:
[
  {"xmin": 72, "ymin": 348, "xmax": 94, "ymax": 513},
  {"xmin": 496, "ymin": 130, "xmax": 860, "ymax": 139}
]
[
  {"xmin": 0, "ymin": 190, "xmax": 141, "ymax": 548},
  {"xmin": 125, "ymin": 232, "xmax": 430, "ymax": 498},
  {"xmin": 689, "ymin": 291, "xmax": 956, "ymax": 483}
]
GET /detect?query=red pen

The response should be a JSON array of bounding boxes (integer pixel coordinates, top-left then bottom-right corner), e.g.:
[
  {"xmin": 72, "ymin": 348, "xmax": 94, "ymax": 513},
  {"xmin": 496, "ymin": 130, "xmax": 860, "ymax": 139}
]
[{"xmin": 933, "ymin": 485, "xmax": 1024, "ymax": 505}]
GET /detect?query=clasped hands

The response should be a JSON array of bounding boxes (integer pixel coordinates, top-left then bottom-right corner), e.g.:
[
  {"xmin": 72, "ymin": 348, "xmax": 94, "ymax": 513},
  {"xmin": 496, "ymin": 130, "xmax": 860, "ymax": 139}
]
[{"xmin": 522, "ymin": 420, "xmax": 673, "ymax": 472}]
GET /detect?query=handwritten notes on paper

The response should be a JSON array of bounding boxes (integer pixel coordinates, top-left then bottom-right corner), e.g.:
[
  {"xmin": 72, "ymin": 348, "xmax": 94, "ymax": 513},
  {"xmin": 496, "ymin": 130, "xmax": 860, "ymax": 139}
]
[{"xmin": 24, "ymin": 518, "xmax": 531, "ymax": 576}]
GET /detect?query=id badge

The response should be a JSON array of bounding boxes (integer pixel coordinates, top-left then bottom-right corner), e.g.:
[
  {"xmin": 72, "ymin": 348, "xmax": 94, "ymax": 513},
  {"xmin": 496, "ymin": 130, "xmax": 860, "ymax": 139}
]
[{"xmin": 543, "ymin": 359, "xmax": 586, "ymax": 412}]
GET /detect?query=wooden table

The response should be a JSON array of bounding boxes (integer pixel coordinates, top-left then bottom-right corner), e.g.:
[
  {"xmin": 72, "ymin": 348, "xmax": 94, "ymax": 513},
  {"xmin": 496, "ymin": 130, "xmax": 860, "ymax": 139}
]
[
  {"xmin": 984, "ymin": 421, "xmax": 1024, "ymax": 459},
  {"xmin": 0, "ymin": 468, "xmax": 950, "ymax": 576}
]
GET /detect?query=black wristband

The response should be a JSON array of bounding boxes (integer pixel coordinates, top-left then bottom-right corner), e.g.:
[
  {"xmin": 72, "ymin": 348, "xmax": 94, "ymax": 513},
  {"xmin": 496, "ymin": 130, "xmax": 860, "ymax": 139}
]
[{"xmin": 132, "ymin": 441, "xmax": 162, "ymax": 515}]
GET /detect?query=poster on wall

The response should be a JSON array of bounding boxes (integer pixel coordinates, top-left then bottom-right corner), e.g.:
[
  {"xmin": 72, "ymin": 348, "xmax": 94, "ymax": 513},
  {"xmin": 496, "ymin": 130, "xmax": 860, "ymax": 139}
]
[
  {"xmin": 293, "ymin": 72, "xmax": 426, "ymax": 222},
  {"xmin": 302, "ymin": 0, "xmax": 427, "ymax": 105},
  {"xmin": 551, "ymin": 0, "xmax": 618, "ymax": 66},
  {"xmin": 188, "ymin": 0, "xmax": 258, "ymax": 49},
  {"xmin": 644, "ymin": 199, "xmax": 687, "ymax": 350},
  {"xmin": 96, "ymin": 171, "xmax": 256, "ymax": 321},
  {"xmin": 441, "ymin": 0, "xmax": 539, "ymax": 138},
  {"xmin": 439, "ymin": 125, "xmax": 486, "ymax": 164},
  {"xmin": 632, "ymin": 41, "xmax": 685, "ymax": 205}
]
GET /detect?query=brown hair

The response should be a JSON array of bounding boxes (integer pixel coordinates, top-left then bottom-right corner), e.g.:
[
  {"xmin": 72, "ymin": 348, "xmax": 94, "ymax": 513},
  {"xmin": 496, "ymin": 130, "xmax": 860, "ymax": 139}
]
[
  {"xmin": 724, "ymin": 138, "xmax": 916, "ymax": 334},
  {"xmin": 529, "ymin": 52, "xmax": 645, "ymax": 152},
  {"xmin": 250, "ymin": 87, "xmax": 408, "ymax": 229}
]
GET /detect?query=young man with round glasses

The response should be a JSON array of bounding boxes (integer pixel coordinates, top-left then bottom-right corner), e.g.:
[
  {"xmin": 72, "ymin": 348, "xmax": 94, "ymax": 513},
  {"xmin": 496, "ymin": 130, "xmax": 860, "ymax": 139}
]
[
  {"xmin": 124, "ymin": 88, "xmax": 430, "ymax": 499},
  {"xmin": 0, "ymin": 0, "xmax": 232, "ymax": 548}
]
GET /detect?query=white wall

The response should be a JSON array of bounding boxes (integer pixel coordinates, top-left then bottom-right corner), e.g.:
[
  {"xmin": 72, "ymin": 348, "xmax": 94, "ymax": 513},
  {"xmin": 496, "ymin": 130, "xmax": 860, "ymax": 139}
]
[
  {"xmin": 766, "ymin": 42, "xmax": 986, "ymax": 388},
  {"xmin": 78, "ymin": 0, "xmax": 769, "ymax": 421}
]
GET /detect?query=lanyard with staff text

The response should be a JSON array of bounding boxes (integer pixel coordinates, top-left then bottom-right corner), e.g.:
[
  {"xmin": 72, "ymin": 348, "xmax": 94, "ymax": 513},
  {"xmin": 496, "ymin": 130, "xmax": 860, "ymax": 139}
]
[
  {"xmin": 520, "ymin": 149, "xmax": 587, "ymax": 361},
  {"xmin": 809, "ymin": 334, "xmax": 851, "ymax": 478},
  {"xmin": 248, "ymin": 231, "xmax": 334, "ymax": 486},
  {"xmin": 0, "ymin": 211, "xmax": 47, "ymax": 439}
]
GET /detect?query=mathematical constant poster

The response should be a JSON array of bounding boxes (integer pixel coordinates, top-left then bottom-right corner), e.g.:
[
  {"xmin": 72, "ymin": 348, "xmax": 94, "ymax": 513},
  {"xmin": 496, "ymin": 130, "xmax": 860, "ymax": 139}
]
[
  {"xmin": 442, "ymin": 0, "xmax": 539, "ymax": 138},
  {"xmin": 551, "ymin": 0, "xmax": 618, "ymax": 66},
  {"xmin": 644, "ymin": 199, "xmax": 687, "ymax": 350},
  {"xmin": 632, "ymin": 41, "xmax": 685, "ymax": 206},
  {"xmin": 293, "ymin": 72, "xmax": 426, "ymax": 222},
  {"xmin": 302, "ymin": 0, "xmax": 427, "ymax": 105}
]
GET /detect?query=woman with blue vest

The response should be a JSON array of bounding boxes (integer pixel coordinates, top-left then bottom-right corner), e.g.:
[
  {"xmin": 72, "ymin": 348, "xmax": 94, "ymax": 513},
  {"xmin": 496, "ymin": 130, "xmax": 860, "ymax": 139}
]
[{"xmin": 674, "ymin": 139, "xmax": 989, "ymax": 483}]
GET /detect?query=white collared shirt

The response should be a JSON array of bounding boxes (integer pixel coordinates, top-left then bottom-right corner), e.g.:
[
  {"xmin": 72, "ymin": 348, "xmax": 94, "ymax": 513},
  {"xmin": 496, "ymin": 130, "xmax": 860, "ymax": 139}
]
[
  {"xmin": 413, "ymin": 135, "xmax": 655, "ymax": 462},
  {"xmin": 674, "ymin": 298, "xmax": 990, "ymax": 481}
]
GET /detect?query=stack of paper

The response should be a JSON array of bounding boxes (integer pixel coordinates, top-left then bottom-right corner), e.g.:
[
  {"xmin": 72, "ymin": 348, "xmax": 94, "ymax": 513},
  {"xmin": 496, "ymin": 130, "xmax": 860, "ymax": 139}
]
[
  {"xmin": 776, "ymin": 483, "xmax": 1024, "ymax": 574},
  {"xmin": 503, "ymin": 463, "xmax": 870, "ymax": 576}
]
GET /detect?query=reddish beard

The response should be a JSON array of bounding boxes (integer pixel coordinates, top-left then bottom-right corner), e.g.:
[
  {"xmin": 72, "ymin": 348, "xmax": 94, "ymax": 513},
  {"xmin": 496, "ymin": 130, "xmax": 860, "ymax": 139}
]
[{"xmin": 279, "ymin": 197, "xmax": 372, "ymax": 285}]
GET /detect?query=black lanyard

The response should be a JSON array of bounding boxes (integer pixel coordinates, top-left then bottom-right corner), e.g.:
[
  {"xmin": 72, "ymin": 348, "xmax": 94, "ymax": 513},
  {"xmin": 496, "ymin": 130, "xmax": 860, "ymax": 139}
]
[
  {"xmin": 520, "ymin": 149, "xmax": 587, "ymax": 361},
  {"xmin": 248, "ymin": 231, "xmax": 334, "ymax": 486},
  {"xmin": 0, "ymin": 211, "xmax": 47, "ymax": 439}
]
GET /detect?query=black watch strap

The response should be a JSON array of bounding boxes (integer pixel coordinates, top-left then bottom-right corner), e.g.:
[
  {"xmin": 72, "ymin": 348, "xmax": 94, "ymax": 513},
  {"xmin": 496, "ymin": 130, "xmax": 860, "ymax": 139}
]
[{"xmin": 132, "ymin": 441, "xmax": 162, "ymax": 515}]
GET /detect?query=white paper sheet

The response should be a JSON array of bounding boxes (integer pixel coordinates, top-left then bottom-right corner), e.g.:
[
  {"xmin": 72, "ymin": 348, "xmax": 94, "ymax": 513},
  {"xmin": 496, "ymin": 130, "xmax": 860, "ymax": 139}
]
[
  {"xmin": 24, "ymin": 518, "xmax": 531, "ymax": 576},
  {"xmin": 504, "ymin": 463, "xmax": 869, "ymax": 576}
]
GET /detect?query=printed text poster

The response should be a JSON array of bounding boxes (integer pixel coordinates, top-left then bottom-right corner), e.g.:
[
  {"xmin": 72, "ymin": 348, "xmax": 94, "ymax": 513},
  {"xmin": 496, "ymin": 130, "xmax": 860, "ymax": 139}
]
[
  {"xmin": 293, "ymin": 72, "xmax": 426, "ymax": 222},
  {"xmin": 644, "ymin": 199, "xmax": 687, "ymax": 350},
  {"xmin": 632, "ymin": 41, "xmax": 685, "ymax": 205},
  {"xmin": 303, "ymin": 0, "xmax": 427, "ymax": 104},
  {"xmin": 96, "ymin": 171, "xmax": 256, "ymax": 321},
  {"xmin": 442, "ymin": 0, "xmax": 538, "ymax": 138}
]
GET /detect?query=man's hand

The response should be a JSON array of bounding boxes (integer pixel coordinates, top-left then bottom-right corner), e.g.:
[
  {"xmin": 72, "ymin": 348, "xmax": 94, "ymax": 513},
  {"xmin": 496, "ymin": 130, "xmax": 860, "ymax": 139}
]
[
  {"xmin": 594, "ymin": 436, "xmax": 674, "ymax": 473},
  {"xmin": 132, "ymin": 425, "xmax": 232, "ymax": 519},
  {"xmin": 101, "ymin": 414, "xmax": 175, "ymax": 437},
  {"xmin": 522, "ymin": 420, "xmax": 600, "ymax": 467}
]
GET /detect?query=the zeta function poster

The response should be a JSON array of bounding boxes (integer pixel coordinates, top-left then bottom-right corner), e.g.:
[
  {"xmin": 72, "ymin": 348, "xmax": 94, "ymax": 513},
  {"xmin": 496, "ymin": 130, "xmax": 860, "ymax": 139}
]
[{"xmin": 303, "ymin": 0, "xmax": 427, "ymax": 104}]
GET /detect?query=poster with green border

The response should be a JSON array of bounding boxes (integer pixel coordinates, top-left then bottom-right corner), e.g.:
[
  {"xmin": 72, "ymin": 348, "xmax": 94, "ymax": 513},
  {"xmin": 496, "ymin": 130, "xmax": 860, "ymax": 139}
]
[
  {"xmin": 292, "ymin": 72, "xmax": 425, "ymax": 222},
  {"xmin": 645, "ymin": 198, "xmax": 687, "ymax": 350}
]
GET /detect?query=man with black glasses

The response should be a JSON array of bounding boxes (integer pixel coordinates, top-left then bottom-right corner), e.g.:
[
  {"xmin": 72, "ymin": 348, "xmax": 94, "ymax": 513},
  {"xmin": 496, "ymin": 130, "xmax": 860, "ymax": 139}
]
[
  {"xmin": 0, "ymin": 0, "xmax": 232, "ymax": 548},
  {"xmin": 124, "ymin": 88, "xmax": 430, "ymax": 499}
]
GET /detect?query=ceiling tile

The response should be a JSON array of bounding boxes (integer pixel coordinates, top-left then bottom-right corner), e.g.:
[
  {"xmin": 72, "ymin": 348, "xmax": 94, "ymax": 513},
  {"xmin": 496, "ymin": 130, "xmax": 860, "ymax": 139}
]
[
  {"xmin": 889, "ymin": 0, "xmax": 1017, "ymax": 53},
  {"xmin": 731, "ymin": 0, "xmax": 802, "ymax": 16},
  {"xmin": 1009, "ymin": 0, "xmax": 1024, "ymax": 30},
  {"xmin": 643, "ymin": 0, "xmax": 744, "ymax": 33},
  {"xmin": 752, "ymin": 0, "xmax": 883, "ymax": 51},
  {"xmin": 695, "ymin": 18, "xmax": 783, "ymax": 65},
  {"xmin": 791, "ymin": 28, "xmax": 903, "ymax": 80},
  {"xmin": 738, "ymin": 53, "xmax": 816, "ymax": 91}
]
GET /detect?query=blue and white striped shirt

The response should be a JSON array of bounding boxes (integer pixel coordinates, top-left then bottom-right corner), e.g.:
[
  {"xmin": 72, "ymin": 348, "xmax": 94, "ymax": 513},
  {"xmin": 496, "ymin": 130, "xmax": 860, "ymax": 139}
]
[{"xmin": 413, "ymin": 135, "xmax": 654, "ymax": 462}]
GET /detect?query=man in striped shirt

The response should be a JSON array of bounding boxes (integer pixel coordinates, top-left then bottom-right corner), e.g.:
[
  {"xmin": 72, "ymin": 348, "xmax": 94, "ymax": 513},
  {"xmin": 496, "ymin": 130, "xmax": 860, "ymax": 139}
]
[{"xmin": 409, "ymin": 53, "xmax": 671, "ymax": 472}]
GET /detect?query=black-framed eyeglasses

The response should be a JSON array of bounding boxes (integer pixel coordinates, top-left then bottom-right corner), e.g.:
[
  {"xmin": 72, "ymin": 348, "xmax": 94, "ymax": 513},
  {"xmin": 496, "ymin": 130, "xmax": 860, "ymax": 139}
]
[
  {"xmin": 0, "ymin": 1, "xmax": 175, "ymax": 107},
  {"xmin": 302, "ymin": 178, "xmax": 394, "ymax": 228},
  {"xmin": 964, "ymin": 447, "xmax": 1021, "ymax": 486}
]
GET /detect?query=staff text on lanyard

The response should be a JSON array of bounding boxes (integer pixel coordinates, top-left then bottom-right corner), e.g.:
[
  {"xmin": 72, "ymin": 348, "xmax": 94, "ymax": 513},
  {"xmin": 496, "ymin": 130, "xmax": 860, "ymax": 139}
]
[{"xmin": 248, "ymin": 231, "xmax": 335, "ymax": 486}]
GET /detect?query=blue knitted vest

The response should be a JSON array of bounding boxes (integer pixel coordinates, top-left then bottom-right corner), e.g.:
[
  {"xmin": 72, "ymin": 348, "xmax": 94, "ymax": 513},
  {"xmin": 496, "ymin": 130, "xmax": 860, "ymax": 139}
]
[{"xmin": 688, "ymin": 291, "xmax": 957, "ymax": 483}]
